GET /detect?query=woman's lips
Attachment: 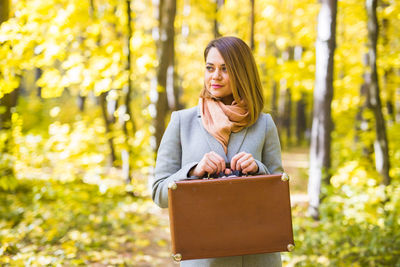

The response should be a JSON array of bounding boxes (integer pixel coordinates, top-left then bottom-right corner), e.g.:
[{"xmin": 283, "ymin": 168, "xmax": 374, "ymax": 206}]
[{"xmin": 211, "ymin": 84, "xmax": 223, "ymax": 89}]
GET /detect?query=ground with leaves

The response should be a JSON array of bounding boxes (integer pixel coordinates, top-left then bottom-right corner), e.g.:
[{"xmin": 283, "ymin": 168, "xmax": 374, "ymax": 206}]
[
  {"xmin": 1, "ymin": 149, "xmax": 400, "ymax": 266},
  {"xmin": 0, "ymin": 178, "xmax": 171, "ymax": 266}
]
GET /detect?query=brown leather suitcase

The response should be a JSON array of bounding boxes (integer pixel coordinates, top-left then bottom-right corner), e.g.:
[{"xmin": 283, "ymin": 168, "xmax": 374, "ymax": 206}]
[{"xmin": 167, "ymin": 173, "xmax": 294, "ymax": 262}]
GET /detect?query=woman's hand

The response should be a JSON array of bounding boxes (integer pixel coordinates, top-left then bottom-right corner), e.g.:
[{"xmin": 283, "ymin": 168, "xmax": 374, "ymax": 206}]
[
  {"xmin": 230, "ymin": 152, "xmax": 258, "ymax": 174},
  {"xmin": 189, "ymin": 151, "xmax": 226, "ymax": 177}
]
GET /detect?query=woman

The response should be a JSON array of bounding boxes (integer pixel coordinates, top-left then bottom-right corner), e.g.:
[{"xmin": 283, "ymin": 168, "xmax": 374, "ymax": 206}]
[{"xmin": 152, "ymin": 36, "xmax": 283, "ymax": 266}]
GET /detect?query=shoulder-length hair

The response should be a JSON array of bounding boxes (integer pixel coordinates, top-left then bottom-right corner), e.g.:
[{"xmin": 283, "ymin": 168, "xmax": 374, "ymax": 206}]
[{"xmin": 200, "ymin": 36, "xmax": 264, "ymax": 125}]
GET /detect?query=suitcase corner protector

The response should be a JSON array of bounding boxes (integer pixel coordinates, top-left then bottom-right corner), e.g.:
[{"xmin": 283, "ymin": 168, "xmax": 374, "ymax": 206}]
[
  {"xmin": 287, "ymin": 243, "xmax": 295, "ymax": 252},
  {"xmin": 281, "ymin": 173, "xmax": 290, "ymax": 181},
  {"xmin": 168, "ymin": 182, "xmax": 177, "ymax": 190},
  {"xmin": 172, "ymin": 253, "xmax": 182, "ymax": 262}
]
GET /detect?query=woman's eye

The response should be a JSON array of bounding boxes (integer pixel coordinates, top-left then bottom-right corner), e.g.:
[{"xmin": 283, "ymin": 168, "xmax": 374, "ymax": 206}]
[
  {"xmin": 206, "ymin": 66, "xmax": 213, "ymax": 71},
  {"xmin": 221, "ymin": 67, "xmax": 227, "ymax": 72}
]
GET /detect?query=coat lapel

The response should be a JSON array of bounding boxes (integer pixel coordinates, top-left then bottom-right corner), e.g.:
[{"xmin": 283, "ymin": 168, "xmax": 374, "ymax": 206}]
[
  {"xmin": 227, "ymin": 127, "xmax": 248, "ymax": 160},
  {"xmin": 197, "ymin": 107, "xmax": 228, "ymax": 162}
]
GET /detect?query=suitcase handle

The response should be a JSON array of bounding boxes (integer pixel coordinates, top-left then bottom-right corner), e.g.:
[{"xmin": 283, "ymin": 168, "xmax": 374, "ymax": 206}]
[
  {"xmin": 204, "ymin": 162, "xmax": 246, "ymax": 179},
  {"xmin": 186, "ymin": 163, "xmax": 250, "ymax": 180}
]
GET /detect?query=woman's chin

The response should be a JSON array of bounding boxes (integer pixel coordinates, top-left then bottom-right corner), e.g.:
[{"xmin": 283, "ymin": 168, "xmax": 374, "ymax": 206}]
[
  {"xmin": 211, "ymin": 94, "xmax": 222, "ymax": 99},
  {"xmin": 215, "ymin": 95, "xmax": 234, "ymax": 104},
  {"xmin": 210, "ymin": 91, "xmax": 227, "ymax": 99}
]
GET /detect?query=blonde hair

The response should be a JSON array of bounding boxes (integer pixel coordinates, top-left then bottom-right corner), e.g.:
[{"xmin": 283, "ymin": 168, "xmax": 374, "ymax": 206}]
[{"xmin": 200, "ymin": 36, "xmax": 264, "ymax": 125}]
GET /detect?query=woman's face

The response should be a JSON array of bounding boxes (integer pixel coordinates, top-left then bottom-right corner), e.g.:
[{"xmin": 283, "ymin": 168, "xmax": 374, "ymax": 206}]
[{"xmin": 204, "ymin": 47, "xmax": 233, "ymax": 104}]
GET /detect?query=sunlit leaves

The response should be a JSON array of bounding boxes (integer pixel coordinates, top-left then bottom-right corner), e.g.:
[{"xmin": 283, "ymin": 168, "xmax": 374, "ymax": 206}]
[
  {"xmin": 0, "ymin": 177, "xmax": 169, "ymax": 266},
  {"xmin": 0, "ymin": 0, "xmax": 399, "ymax": 266},
  {"xmin": 0, "ymin": 0, "xmax": 142, "ymax": 99},
  {"xmin": 289, "ymin": 177, "xmax": 400, "ymax": 266}
]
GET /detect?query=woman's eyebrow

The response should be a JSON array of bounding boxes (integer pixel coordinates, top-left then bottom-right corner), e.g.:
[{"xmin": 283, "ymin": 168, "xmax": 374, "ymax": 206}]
[{"xmin": 206, "ymin": 62, "xmax": 226, "ymax": 66}]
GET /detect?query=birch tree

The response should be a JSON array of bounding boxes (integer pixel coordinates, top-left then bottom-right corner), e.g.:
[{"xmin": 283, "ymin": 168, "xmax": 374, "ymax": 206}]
[{"xmin": 308, "ymin": 0, "xmax": 337, "ymax": 220}]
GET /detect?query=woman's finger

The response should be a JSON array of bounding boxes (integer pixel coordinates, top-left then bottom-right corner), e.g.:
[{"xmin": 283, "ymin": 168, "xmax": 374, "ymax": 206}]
[
  {"xmin": 239, "ymin": 157, "xmax": 253, "ymax": 170},
  {"xmin": 203, "ymin": 163, "xmax": 216, "ymax": 175},
  {"xmin": 233, "ymin": 152, "xmax": 251, "ymax": 171},
  {"xmin": 230, "ymin": 152, "xmax": 246, "ymax": 171},
  {"xmin": 201, "ymin": 152, "xmax": 223, "ymax": 174},
  {"xmin": 242, "ymin": 161, "xmax": 258, "ymax": 174},
  {"xmin": 208, "ymin": 152, "xmax": 225, "ymax": 173},
  {"xmin": 203, "ymin": 155, "xmax": 218, "ymax": 173}
]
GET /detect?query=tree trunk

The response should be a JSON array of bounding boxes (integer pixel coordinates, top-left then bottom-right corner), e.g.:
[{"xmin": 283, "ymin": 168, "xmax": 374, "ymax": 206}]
[
  {"xmin": 0, "ymin": 0, "xmax": 18, "ymax": 189},
  {"xmin": 0, "ymin": 89, "xmax": 18, "ymax": 190},
  {"xmin": 296, "ymin": 94, "xmax": 307, "ymax": 145},
  {"xmin": 283, "ymin": 88, "xmax": 292, "ymax": 146},
  {"xmin": 77, "ymin": 95, "xmax": 86, "ymax": 112},
  {"xmin": 123, "ymin": 0, "xmax": 136, "ymax": 135},
  {"xmin": 270, "ymin": 45, "xmax": 280, "ymax": 119},
  {"xmin": 154, "ymin": 0, "xmax": 176, "ymax": 151},
  {"xmin": 277, "ymin": 79, "xmax": 286, "ymax": 148},
  {"xmin": 0, "ymin": 0, "xmax": 8, "ymax": 23},
  {"xmin": 214, "ymin": 0, "xmax": 224, "ymax": 38},
  {"xmin": 271, "ymin": 81, "xmax": 278, "ymax": 117},
  {"xmin": 0, "ymin": 0, "xmax": 13, "ymax": 131},
  {"xmin": 89, "ymin": 0, "xmax": 118, "ymax": 169},
  {"xmin": 35, "ymin": 68, "xmax": 43, "ymax": 98},
  {"xmin": 115, "ymin": 0, "xmax": 137, "ymax": 183},
  {"xmin": 356, "ymin": 62, "xmax": 374, "ymax": 158},
  {"xmin": 396, "ymin": 72, "xmax": 400, "ymax": 122},
  {"xmin": 99, "ymin": 92, "xmax": 117, "ymax": 167},
  {"xmin": 277, "ymin": 47, "xmax": 294, "ymax": 147},
  {"xmin": 365, "ymin": 0, "xmax": 391, "ymax": 185},
  {"xmin": 308, "ymin": 0, "xmax": 337, "ymax": 220},
  {"xmin": 386, "ymin": 100, "xmax": 394, "ymax": 123},
  {"xmin": 173, "ymin": 71, "xmax": 184, "ymax": 110},
  {"xmin": 250, "ymin": 0, "xmax": 255, "ymax": 50},
  {"xmin": 0, "ymin": 90, "xmax": 18, "ymax": 131},
  {"xmin": 381, "ymin": 18, "xmax": 395, "ymax": 124}
]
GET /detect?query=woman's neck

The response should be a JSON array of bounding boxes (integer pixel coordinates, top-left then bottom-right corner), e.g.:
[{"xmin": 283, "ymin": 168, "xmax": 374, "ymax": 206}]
[{"xmin": 221, "ymin": 94, "xmax": 234, "ymax": 105}]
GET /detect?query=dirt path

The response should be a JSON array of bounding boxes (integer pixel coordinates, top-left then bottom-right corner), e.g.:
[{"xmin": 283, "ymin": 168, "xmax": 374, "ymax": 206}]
[
  {"xmin": 144, "ymin": 148, "xmax": 309, "ymax": 266},
  {"xmin": 282, "ymin": 147, "xmax": 309, "ymax": 205},
  {"xmin": 138, "ymin": 208, "xmax": 177, "ymax": 267}
]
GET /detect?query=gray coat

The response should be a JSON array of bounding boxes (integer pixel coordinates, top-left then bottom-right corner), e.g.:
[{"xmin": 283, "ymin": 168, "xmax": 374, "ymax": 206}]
[{"xmin": 152, "ymin": 105, "xmax": 283, "ymax": 267}]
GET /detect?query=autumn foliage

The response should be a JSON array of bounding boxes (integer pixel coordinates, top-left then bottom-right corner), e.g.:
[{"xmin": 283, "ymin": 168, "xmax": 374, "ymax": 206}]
[{"xmin": 1, "ymin": 0, "xmax": 399, "ymax": 266}]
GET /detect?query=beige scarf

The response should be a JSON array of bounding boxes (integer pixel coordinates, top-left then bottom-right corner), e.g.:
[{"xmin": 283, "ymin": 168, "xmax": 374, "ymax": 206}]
[{"xmin": 200, "ymin": 97, "xmax": 251, "ymax": 154}]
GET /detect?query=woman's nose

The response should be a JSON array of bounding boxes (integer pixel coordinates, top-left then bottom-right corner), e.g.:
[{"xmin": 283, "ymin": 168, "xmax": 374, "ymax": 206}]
[{"xmin": 212, "ymin": 69, "xmax": 222, "ymax": 79}]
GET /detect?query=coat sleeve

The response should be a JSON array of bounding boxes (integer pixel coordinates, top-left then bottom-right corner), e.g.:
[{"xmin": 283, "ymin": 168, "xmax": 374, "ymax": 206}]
[
  {"xmin": 152, "ymin": 111, "xmax": 198, "ymax": 208},
  {"xmin": 255, "ymin": 114, "xmax": 284, "ymax": 175}
]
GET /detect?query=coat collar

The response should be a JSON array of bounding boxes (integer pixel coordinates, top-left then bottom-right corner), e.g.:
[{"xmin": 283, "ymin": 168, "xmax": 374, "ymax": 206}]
[{"xmin": 196, "ymin": 105, "xmax": 248, "ymax": 161}]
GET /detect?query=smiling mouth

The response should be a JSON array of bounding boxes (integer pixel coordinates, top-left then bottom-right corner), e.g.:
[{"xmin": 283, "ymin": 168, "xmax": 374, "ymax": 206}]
[{"xmin": 211, "ymin": 84, "xmax": 223, "ymax": 89}]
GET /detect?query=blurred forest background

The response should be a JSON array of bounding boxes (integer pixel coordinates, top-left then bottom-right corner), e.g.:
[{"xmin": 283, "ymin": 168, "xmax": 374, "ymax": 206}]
[{"xmin": 1, "ymin": 0, "xmax": 399, "ymax": 266}]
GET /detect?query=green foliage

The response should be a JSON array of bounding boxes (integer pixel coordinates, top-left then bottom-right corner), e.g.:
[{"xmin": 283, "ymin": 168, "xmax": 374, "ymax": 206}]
[
  {"xmin": 286, "ymin": 117, "xmax": 400, "ymax": 266},
  {"xmin": 0, "ymin": 178, "xmax": 167, "ymax": 266},
  {"xmin": 0, "ymin": 143, "xmax": 17, "ymax": 191},
  {"xmin": 287, "ymin": 175, "xmax": 400, "ymax": 266},
  {"xmin": 0, "ymin": 113, "xmax": 21, "ymax": 191},
  {"xmin": 0, "ymin": 0, "xmax": 399, "ymax": 265}
]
